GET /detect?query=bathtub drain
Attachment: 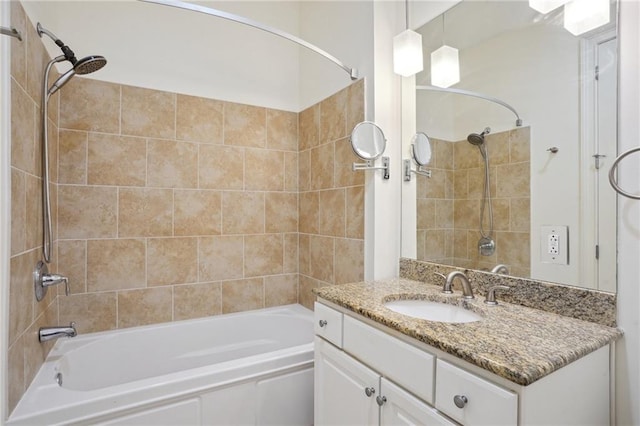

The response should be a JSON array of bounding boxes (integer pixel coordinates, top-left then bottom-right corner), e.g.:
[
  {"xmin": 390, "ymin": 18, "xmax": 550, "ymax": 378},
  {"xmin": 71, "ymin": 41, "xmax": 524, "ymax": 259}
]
[{"xmin": 55, "ymin": 372, "xmax": 63, "ymax": 386}]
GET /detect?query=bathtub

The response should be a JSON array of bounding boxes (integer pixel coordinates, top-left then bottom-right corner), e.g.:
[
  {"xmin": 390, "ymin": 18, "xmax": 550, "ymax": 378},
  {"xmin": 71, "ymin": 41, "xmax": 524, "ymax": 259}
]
[{"xmin": 8, "ymin": 304, "xmax": 314, "ymax": 426}]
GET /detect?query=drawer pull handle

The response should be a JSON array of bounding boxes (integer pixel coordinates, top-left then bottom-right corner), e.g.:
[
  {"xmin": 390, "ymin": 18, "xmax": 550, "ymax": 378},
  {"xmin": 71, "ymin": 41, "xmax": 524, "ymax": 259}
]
[
  {"xmin": 364, "ymin": 387, "xmax": 375, "ymax": 397},
  {"xmin": 318, "ymin": 320, "xmax": 328, "ymax": 327},
  {"xmin": 376, "ymin": 395, "xmax": 387, "ymax": 406},
  {"xmin": 454, "ymin": 395, "xmax": 468, "ymax": 408}
]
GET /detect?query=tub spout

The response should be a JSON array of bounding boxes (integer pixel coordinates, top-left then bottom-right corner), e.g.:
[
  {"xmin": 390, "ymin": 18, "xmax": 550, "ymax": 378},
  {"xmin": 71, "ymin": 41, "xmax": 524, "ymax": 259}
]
[{"xmin": 39, "ymin": 322, "xmax": 76, "ymax": 343}]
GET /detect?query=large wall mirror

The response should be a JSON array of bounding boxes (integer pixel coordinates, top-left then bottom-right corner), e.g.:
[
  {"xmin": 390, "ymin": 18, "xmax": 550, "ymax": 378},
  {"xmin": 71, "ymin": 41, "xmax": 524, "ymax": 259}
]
[{"xmin": 401, "ymin": 0, "xmax": 619, "ymax": 293}]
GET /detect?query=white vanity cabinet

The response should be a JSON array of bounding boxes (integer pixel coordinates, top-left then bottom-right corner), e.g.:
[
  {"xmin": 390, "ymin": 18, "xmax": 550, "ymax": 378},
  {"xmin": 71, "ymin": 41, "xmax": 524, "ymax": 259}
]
[{"xmin": 314, "ymin": 301, "xmax": 612, "ymax": 426}]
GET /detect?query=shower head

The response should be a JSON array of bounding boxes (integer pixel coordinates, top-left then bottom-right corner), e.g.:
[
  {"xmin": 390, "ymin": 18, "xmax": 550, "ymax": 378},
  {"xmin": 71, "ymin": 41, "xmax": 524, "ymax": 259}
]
[
  {"xmin": 467, "ymin": 127, "xmax": 491, "ymax": 146},
  {"xmin": 74, "ymin": 55, "xmax": 107, "ymax": 75},
  {"xmin": 37, "ymin": 23, "xmax": 107, "ymax": 75}
]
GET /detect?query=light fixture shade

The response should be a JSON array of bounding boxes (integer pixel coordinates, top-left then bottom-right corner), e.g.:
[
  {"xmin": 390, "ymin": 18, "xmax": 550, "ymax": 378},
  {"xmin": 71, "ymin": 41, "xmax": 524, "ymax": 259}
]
[
  {"xmin": 564, "ymin": 0, "xmax": 610, "ymax": 36},
  {"xmin": 393, "ymin": 29, "xmax": 424, "ymax": 77},
  {"xmin": 431, "ymin": 45, "xmax": 460, "ymax": 88},
  {"xmin": 528, "ymin": 0, "xmax": 570, "ymax": 14}
]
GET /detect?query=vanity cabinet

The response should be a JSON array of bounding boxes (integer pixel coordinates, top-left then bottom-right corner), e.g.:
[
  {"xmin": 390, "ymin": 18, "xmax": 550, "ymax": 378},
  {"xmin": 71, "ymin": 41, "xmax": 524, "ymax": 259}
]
[{"xmin": 314, "ymin": 301, "xmax": 612, "ymax": 426}]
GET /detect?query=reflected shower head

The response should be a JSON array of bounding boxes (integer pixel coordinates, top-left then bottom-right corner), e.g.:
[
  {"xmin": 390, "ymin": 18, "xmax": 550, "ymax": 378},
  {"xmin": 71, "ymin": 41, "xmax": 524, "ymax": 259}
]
[{"xmin": 467, "ymin": 127, "xmax": 491, "ymax": 146}]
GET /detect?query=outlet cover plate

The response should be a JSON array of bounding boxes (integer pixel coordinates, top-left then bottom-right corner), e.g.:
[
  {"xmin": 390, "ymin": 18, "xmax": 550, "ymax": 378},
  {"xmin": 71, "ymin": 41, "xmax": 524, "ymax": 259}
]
[{"xmin": 540, "ymin": 225, "xmax": 569, "ymax": 264}]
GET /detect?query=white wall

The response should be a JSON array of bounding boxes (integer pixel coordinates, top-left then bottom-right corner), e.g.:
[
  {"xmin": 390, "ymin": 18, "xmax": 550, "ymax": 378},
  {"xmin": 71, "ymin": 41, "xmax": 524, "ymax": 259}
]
[{"xmin": 615, "ymin": 1, "xmax": 640, "ymax": 423}]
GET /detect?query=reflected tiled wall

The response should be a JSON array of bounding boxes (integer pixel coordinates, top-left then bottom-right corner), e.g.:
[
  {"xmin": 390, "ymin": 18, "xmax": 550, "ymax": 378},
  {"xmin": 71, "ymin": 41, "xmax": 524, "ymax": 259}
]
[
  {"xmin": 417, "ymin": 127, "xmax": 530, "ymax": 276},
  {"xmin": 7, "ymin": 4, "xmax": 365, "ymax": 415},
  {"xmin": 8, "ymin": 2, "xmax": 60, "ymax": 413}
]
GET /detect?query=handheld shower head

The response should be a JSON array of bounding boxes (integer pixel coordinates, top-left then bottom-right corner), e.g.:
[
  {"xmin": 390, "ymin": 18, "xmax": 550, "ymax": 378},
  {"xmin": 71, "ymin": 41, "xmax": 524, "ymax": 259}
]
[
  {"xmin": 467, "ymin": 127, "xmax": 491, "ymax": 146},
  {"xmin": 74, "ymin": 55, "xmax": 107, "ymax": 75}
]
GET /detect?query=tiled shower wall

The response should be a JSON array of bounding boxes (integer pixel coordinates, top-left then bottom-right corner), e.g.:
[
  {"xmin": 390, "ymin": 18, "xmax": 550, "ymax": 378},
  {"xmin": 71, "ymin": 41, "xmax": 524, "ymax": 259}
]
[
  {"xmin": 7, "ymin": 3, "xmax": 365, "ymax": 414},
  {"xmin": 417, "ymin": 127, "xmax": 530, "ymax": 276}
]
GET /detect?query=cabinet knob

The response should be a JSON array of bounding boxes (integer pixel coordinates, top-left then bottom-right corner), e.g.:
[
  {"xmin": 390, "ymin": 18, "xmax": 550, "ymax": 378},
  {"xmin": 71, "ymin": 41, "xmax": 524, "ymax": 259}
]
[
  {"xmin": 364, "ymin": 387, "xmax": 375, "ymax": 397},
  {"xmin": 453, "ymin": 395, "xmax": 468, "ymax": 408},
  {"xmin": 318, "ymin": 319, "xmax": 327, "ymax": 327},
  {"xmin": 376, "ymin": 395, "xmax": 387, "ymax": 406}
]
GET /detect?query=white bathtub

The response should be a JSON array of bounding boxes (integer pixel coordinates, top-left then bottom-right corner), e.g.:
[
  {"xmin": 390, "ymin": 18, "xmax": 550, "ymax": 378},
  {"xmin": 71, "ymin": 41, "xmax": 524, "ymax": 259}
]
[{"xmin": 8, "ymin": 304, "xmax": 314, "ymax": 426}]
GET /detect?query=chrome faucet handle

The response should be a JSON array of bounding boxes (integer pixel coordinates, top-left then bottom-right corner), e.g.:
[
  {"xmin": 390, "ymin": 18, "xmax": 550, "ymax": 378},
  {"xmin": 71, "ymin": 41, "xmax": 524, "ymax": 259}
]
[
  {"xmin": 43, "ymin": 273, "xmax": 70, "ymax": 296},
  {"xmin": 485, "ymin": 285, "xmax": 510, "ymax": 306}
]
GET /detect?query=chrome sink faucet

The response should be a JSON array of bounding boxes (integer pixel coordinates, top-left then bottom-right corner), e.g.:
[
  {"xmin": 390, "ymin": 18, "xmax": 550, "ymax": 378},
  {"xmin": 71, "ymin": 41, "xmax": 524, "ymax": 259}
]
[
  {"xmin": 39, "ymin": 322, "xmax": 76, "ymax": 343},
  {"xmin": 435, "ymin": 271, "xmax": 475, "ymax": 299}
]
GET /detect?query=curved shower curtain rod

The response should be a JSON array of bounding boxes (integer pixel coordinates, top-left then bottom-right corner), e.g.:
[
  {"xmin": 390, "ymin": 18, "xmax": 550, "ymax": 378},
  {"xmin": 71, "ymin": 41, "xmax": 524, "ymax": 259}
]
[
  {"xmin": 139, "ymin": 0, "xmax": 358, "ymax": 80},
  {"xmin": 416, "ymin": 85, "xmax": 523, "ymax": 127}
]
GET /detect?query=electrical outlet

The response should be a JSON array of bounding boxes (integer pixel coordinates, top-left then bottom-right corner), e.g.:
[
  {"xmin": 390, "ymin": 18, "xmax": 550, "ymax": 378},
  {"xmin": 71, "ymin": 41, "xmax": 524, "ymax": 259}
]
[{"xmin": 540, "ymin": 226, "xmax": 569, "ymax": 264}]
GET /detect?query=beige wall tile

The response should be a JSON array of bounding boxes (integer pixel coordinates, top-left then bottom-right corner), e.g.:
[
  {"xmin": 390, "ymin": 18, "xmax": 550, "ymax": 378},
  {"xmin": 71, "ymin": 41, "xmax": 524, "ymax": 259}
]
[
  {"xmin": 299, "ymin": 233, "xmax": 310, "ymax": 277},
  {"xmin": 147, "ymin": 238, "xmax": 198, "ymax": 286},
  {"xmin": 298, "ymin": 275, "xmax": 319, "ymax": 311},
  {"xmin": 510, "ymin": 126, "xmax": 530, "ymax": 163},
  {"xmin": 174, "ymin": 190, "xmax": 221, "ymax": 236},
  {"xmin": 24, "ymin": 312, "xmax": 52, "ymax": 401},
  {"xmin": 298, "ymin": 150, "xmax": 310, "ymax": 192},
  {"xmin": 118, "ymin": 188, "xmax": 173, "ymax": 237},
  {"xmin": 309, "ymin": 235, "xmax": 334, "ymax": 284},
  {"xmin": 60, "ymin": 77, "xmax": 120, "ymax": 133},
  {"xmin": 454, "ymin": 140, "xmax": 483, "ymax": 170},
  {"xmin": 453, "ymin": 169, "xmax": 468, "ymax": 199},
  {"xmin": 346, "ymin": 186, "xmax": 364, "ymax": 239},
  {"xmin": 496, "ymin": 162, "xmax": 530, "ymax": 198},
  {"xmin": 433, "ymin": 139, "xmax": 454, "ymax": 170},
  {"xmin": 121, "ymin": 85, "xmax": 175, "ymax": 138},
  {"xmin": 245, "ymin": 148, "xmax": 284, "ymax": 191},
  {"xmin": 423, "ymin": 168, "xmax": 447, "ymax": 199},
  {"xmin": 319, "ymin": 189, "xmax": 346, "ymax": 237},
  {"xmin": 58, "ymin": 185, "xmax": 117, "ymax": 239},
  {"xmin": 467, "ymin": 166, "xmax": 497, "ymax": 200},
  {"xmin": 435, "ymin": 199, "xmax": 454, "ymax": 229},
  {"xmin": 244, "ymin": 234, "xmax": 284, "ymax": 277},
  {"xmin": 9, "ymin": 250, "xmax": 35, "ymax": 346},
  {"xmin": 283, "ymin": 233, "xmax": 298, "ymax": 274},
  {"xmin": 11, "ymin": 169, "xmax": 26, "ymax": 255},
  {"xmin": 265, "ymin": 192, "xmax": 298, "ymax": 233},
  {"xmin": 486, "ymin": 132, "xmax": 510, "ymax": 166},
  {"xmin": 320, "ymin": 88, "xmax": 347, "ymax": 144},
  {"xmin": 58, "ymin": 240, "xmax": 87, "ymax": 294},
  {"xmin": 425, "ymin": 230, "xmax": 446, "ymax": 260},
  {"xmin": 334, "ymin": 137, "xmax": 364, "ymax": 188},
  {"xmin": 454, "ymin": 199, "xmax": 480, "ymax": 230},
  {"xmin": 174, "ymin": 282, "xmax": 222, "ymax": 321},
  {"xmin": 221, "ymin": 192, "xmax": 264, "ymax": 234},
  {"xmin": 299, "ymin": 191, "xmax": 319, "ymax": 235},
  {"xmin": 147, "ymin": 139, "xmax": 198, "ymax": 188},
  {"xmin": 58, "ymin": 130, "xmax": 88, "ymax": 184},
  {"xmin": 298, "ymin": 104, "xmax": 319, "ymax": 151},
  {"xmin": 496, "ymin": 232, "xmax": 530, "ymax": 267},
  {"xmin": 25, "ymin": 18, "xmax": 48, "ymax": 105},
  {"xmin": 335, "ymin": 238, "xmax": 364, "ymax": 284},
  {"xmin": 199, "ymin": 144, "xmax": 244, "ymax": 190},
  {"xmin": 417, "ymin": 198, "xmax": 436, "ymax": 230},
  {"xmin": 222, "ymin": 278, "xmax": 264, "ymax": 314},
  {"xmin": 88, "ymin": 133, "xmax": 146, "ymax": 186},
  {"xmin": 453, "ymin": 229, "xmax": 468, "ymax": 259},
  {"xmin": 310, "ymin": 142, "xmax": 334, "ymax": 190},
  {"xmin": 10, "ymin": 80, "xmax": 36, "ymax": 174},
  {"xmin": 176, "ymin": 94, "xmax": 223, "ymax": 144},
  {"xmin": 491, "ymin": 198, "xmax": 511, "ymax": 232},
  {"xmin": 224, "ymin": 102, "xmax": 266, "ymax": 148},
  {"xmin": 265, "ymin": 274, "xmax": 298, "ymax": 307},
  {"xmin": 10, "ymin": 2, "xmax": 27, "ymax": 88},
  {"xmin": 87, "ymin": 239, "xmax": 146, "ymax": 292},
  {"xmin": 118, "ymin": 287, "xmax": 173, "ymax": 328},
  {"xmin": 284, "ymin": 151, "xmax": 298, "ymax": 192},
  {"xmin": 199, "ymin": 236, "xmax": 244, "ymax": 281},
  {"xmin": 416, "ymin": 230, "xmax": 426, "ymax": 261},
  {"xmin": 8, "ymin": 336, "xmax": 25, "ymax": 414},
  {"xmin": 267, "ymin": 109, "xmax": 297, "ymax": 151},
  {"xmin": 59, "ymin": 293, "xmax": 117, "ymax": 334},
  {"xmin": 346, "ymin": 79, "xmax": 365, "ymax": 132},
  {"xmin": 25, "ymin": 175, "xmax": 42, "ymax": 250},
  {"xmin": 510, "ymin": 198, "xmax": 530, "ymax": 232}
]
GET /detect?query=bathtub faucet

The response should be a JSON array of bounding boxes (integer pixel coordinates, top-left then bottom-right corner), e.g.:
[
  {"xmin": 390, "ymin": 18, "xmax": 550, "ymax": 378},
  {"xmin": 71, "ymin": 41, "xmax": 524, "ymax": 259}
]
[{"xmin": 39, "ymin": 322, "xmax": 77, "ymax": 343}]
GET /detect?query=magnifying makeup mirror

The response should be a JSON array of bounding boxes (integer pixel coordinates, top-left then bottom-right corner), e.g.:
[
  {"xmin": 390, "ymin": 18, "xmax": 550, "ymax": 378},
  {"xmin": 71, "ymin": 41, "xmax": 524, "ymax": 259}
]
[
  {"xmin": 411, "ymin": 132, "xmax": 432, "ymax": 166},
  {"xmin": 350, "ymin": 121, "xmax": 387, "ymax": 161}
]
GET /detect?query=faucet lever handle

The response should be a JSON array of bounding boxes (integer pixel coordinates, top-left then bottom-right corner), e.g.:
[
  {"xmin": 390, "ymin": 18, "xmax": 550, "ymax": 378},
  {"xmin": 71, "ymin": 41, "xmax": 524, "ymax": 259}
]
[{"xmin": 485, "ymin": 285, "xmax": 510, "ymax": 305}]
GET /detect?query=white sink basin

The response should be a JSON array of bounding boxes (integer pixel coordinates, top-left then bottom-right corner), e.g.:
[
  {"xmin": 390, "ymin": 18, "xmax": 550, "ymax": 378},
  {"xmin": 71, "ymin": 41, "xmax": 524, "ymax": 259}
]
[{"xmin": 384, "ymin": 300, "xmax": 482, "ymax": 323}]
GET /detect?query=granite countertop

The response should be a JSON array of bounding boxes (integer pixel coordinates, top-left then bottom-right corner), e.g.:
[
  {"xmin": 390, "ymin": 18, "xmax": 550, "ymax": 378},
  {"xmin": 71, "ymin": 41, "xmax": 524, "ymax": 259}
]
[{"xmin": 313, "ymin": 278, "xmax": 622, "ymax": 386}]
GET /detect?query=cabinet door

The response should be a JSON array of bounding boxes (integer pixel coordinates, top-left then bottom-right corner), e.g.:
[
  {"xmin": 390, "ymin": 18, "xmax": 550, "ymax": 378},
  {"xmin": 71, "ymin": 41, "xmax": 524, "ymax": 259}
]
[
  {"xmin": 380, "ymin": 378, "xmax": 457, "ymax": 426},
  {"xmin": 315, "ymin": 337, "xmax": 379, "ymax": 426}
]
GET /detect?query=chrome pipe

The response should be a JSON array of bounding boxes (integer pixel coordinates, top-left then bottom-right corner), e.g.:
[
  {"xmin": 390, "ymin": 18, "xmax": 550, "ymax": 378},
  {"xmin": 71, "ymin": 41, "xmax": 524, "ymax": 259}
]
[
  {"xmin": 139, "ymin": 0, "xmax": 358, "ymax": 80},
  {"xmin": 417, "ymin": 85, "xmax": 523, "ymax": 127}
]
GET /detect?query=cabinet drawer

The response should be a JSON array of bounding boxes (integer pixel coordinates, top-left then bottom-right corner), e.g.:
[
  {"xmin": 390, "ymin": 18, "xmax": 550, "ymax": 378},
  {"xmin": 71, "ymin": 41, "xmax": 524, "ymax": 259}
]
[
  {"xmin": 343, "ymin": 315, "xmax": 435, "ymax": 404},
  {"xmin": 314, "ymin": 302, "xmax": 343, "ymax": 348},
  {"xmin": 436, "ymin": 360, "xmax": 517, "ymax": 425}
]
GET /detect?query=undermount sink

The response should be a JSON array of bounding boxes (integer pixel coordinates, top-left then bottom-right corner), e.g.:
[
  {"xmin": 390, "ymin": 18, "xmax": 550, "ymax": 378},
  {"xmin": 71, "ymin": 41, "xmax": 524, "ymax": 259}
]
[{"xmin": 384, "ymin": 300, "xmax": 482, "ymax": 323}]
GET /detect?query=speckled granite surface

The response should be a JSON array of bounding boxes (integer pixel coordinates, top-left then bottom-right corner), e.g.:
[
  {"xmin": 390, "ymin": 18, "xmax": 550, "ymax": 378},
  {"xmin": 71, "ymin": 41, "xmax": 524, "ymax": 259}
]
[
  {"xmin": 313, "ymin": 278, "xmax": 622, "ymax": 386},
  {"xmin": 400, "ymin": 258, "xmax": 617, "ymax": 327}
]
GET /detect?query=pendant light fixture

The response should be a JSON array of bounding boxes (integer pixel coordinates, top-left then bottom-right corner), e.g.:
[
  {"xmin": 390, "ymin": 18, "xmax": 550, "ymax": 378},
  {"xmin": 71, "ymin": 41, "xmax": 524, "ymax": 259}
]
[
  {"xmin": 563, "ymin": 0, "xmax": 610, "ymax": 36},
  {"xmin": 393, "ymin": 0, "xmax": 423, "ymax": 77},
  {"xmin": 431, "ymin": 11, "xmax": 459, "ymax": 88}
]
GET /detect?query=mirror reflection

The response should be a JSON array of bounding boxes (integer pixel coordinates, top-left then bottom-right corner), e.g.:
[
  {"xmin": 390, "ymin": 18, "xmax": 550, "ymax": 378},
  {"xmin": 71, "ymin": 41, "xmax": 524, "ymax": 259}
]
[
  {"xmin": 350, "ymin": 121, "xmax": 387, "ymax": 161},
  {"xmin": 403, "ymin": 0, "xmax": 618, "ymax": 293},
  {"xmin": 412, "ymin": 132, "xmax": 432, "ymax": 166}
]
